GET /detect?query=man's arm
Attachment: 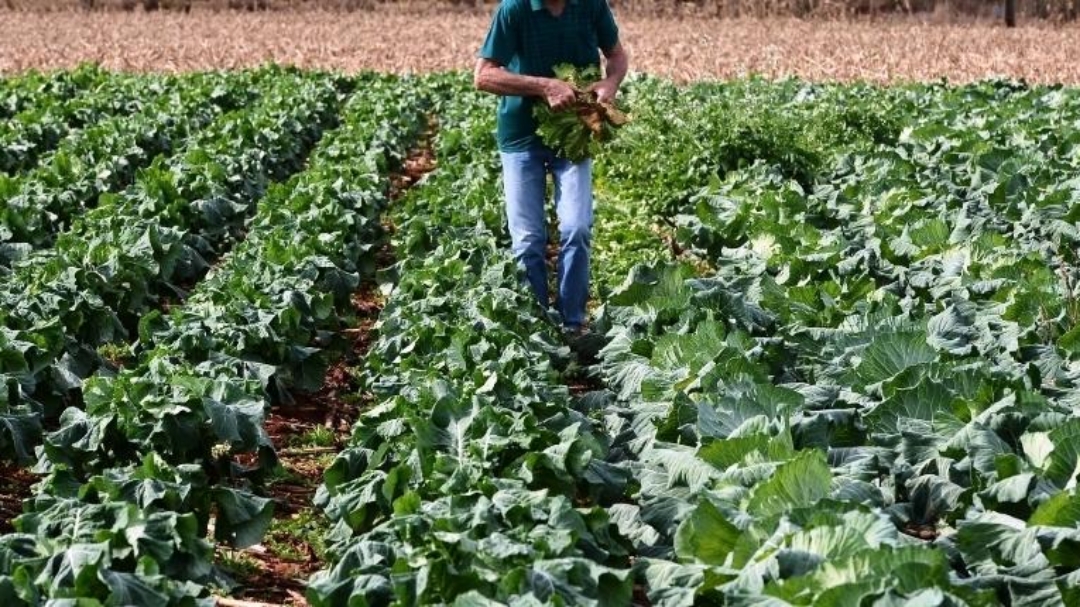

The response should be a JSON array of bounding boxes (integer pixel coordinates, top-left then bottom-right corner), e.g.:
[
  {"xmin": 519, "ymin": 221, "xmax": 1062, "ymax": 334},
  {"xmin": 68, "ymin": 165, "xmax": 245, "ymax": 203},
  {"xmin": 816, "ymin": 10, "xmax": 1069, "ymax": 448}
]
[
  {"xmin": 603, "ymin": 43, "xmax": 630, "ymax": 88},
  {"xmin": 473, "ymin": 0, "xmax": 574, "ymax": 110},
  {"xmin": 474, "ymin": 58, "xmax": 577, "ymax": 111},
  {"xmin": 589, "ymin": 43, "xmax": 629, "ymax": 104}
]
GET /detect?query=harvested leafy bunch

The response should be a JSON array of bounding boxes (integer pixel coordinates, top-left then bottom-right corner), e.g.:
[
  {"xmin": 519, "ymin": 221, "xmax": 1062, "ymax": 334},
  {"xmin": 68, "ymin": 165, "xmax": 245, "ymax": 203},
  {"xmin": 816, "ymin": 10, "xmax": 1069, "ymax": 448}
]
[{"xmin": 533, "ymin": 63, "xmax": 629, "ymax": 162}]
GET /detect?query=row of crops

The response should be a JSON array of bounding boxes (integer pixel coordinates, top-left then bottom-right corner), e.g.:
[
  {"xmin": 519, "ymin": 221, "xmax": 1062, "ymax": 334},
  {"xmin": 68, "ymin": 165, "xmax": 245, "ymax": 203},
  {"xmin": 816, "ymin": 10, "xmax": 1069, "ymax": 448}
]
[
  {"xmin": 0, "ymin": 66, "xmax": 424, "ymax": 604},
  {"xmin": 2, "ymin": 66, "xmax": 1080, "ymax": 605}
]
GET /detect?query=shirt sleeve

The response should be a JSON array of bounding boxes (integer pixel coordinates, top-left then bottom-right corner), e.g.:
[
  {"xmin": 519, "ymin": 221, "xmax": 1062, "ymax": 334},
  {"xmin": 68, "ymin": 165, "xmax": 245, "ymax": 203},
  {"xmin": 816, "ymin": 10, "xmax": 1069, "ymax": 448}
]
[
  {"xmin": 478, "ymin": 2, "xmax": 519, "ymax": 66},
  {"xmin": 594, "ymin": 0, "xmax": 620, "ymax": 54}
]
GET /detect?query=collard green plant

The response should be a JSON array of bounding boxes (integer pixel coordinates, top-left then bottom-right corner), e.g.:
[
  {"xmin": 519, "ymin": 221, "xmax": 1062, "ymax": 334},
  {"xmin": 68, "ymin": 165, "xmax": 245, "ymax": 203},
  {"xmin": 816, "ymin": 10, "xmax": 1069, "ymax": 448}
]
[
  {"xmin": 6, "ymin": 69, "xmax": 1080, "ymax": 607},
  {"xmin": 533, "ymin": 63, "xmax": 628, "ymax": 162}
]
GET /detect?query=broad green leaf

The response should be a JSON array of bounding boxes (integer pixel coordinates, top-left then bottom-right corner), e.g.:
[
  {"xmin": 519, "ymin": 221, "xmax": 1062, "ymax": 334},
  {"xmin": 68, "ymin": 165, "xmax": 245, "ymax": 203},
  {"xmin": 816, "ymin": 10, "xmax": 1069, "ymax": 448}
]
[
  {"xmin": 211, "ymin": 487, "xmax": 273, "ymax": 549},
  {"xmin": 98, "ymin": 569, "xmax": 168, "ymax": 606},
  {"xmin": 927, "ymin": 303, "xmax": 977, "ymax": 356},
  {"xmin": 765, "ymin": 545, "xmax": 952, "ymax": 604},
  {"xmin": 1022, "ymin": 432, "xmax": 1054, "ymax": 470},
  {"xmin": 639, "ymin": 559, "xmax": 707, "ymax": 607},
  {"xmin": 864, "ymin": 379, "xmax": 954, "ymax": 436},
  {"xmin": 904, "ymin": 474, "xmax": 966, "ymax": 525},
  {"xmin": 1030, "ymin": 491, "xmax": 1080, "ymax": 527},
  {"xmin": 1046, "ymin": 420, "xmax": 1080, "ymax": 489},
  {"xmin": 855, "ymin": 331, "xmax": 937, "ymax": 386},
  {"xmin": 956, "ymin": 513, "xmax": 1052, "ymax": 578},
  {"xmin": 674, "ymin": 498, "xmax": 741, "ymax": 566},
  {"xmin": 698, "ymin": 432, "xmax": 795, "ymax": 471},
  {"xmin": 981, "ymin": 473, "xmax": 1036, "ymax": 507},
  {"xmin": 748, "ymin": 450, "xmax": 832, "ymax": 518}
]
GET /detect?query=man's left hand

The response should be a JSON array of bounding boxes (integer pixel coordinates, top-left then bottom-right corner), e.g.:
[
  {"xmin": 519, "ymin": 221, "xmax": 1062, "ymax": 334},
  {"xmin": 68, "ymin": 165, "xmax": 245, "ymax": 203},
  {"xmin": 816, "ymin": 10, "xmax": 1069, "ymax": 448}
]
[{"xmin": 588, "ymin": 78, "xmax": 619, "ymax": 104}]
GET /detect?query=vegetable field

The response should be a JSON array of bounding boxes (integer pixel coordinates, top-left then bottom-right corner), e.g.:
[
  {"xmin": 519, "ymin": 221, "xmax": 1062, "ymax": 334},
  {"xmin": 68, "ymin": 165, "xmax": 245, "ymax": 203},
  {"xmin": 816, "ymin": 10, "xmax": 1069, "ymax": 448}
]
[{"xmin": 3, "ymin": 67, "xmax": 1080, "ymax": 606}]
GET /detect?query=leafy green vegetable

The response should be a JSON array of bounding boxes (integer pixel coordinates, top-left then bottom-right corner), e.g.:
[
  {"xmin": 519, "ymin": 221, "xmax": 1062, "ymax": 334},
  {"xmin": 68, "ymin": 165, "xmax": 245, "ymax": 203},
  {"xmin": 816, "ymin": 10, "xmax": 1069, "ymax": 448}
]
[
  {"xmin": 5, "ymin": 69, "xmax": 1080, "ymax": 606},
  {"xmin": 533, "ymin": 64, "xmax": 628, "ymax": 162}
]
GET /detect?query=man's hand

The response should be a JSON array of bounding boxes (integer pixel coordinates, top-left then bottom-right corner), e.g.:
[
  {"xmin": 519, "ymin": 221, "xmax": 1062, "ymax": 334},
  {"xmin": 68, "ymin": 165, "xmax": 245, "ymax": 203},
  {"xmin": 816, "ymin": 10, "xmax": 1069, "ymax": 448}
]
[
  {"xmin": 544, "ymin": 78, "xmax": 577, "ymax": 111},
  {"xmin": 587, "ymin": 78, "xmax": 619, "ymax": 104}
]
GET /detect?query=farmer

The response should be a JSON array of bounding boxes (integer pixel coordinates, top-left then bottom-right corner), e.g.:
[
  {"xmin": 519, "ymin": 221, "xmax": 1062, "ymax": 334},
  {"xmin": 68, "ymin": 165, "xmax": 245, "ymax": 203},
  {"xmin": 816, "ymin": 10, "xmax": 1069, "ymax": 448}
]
[{"xmin": 473, "ymin": 0, "xmax": 629, "ymax": 336}]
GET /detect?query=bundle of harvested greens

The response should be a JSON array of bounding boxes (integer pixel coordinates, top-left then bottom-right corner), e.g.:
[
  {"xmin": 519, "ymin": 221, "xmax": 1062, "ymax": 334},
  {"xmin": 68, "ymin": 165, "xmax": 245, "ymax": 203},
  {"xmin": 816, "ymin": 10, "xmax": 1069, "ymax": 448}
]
[{"xmin": 533, "ymin": 63, "xmax": 629, "ymax": 162}]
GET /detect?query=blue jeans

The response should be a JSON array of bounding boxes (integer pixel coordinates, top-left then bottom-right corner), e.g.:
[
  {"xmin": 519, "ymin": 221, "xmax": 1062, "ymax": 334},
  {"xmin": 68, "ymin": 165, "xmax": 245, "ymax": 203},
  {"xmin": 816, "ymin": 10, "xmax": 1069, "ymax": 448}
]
[{"xmin": 501, "ymin": 148, "xmax": 593, "ymax": 329}]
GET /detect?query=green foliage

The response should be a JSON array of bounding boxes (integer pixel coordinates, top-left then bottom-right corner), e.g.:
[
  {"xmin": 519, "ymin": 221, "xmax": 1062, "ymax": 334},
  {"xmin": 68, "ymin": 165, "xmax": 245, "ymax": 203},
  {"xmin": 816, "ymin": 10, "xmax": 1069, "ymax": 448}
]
[
  {"xmin": 0, "ymin": 65, "xmax": 133, "ymax": 175},
  {"xmin": 0, "ymin": 70, "xmax": 260, "ymax": 266},
  {"xmin": 305, "ymin": 74, "xmax": 1080, "ymax": 606},
  {"xmin": 289, "ymin": 426, "xmax": 336, "ymax": 449},
  {"xmin": 584, "ymin": 78, "xmax": 1080, "ymax": 605},
  {"xmin": 533, "ymin": 63, "xmax": 628, "ymax": 162},
  {"xmin": 0, "ymin": 69, "xmax": 419, "ymax": 604},
  {"xmin": 6, "ymin": 69, "xmax": 1080, "ymax": 606},
  {"xmin": 265, "ymin": 508, "xmax": 331, "ymax": 562}
]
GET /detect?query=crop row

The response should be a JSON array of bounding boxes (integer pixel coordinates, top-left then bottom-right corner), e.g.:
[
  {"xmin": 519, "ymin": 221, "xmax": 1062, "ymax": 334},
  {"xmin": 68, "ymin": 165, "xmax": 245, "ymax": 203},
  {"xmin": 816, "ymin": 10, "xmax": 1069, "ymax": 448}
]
[
  {"xmin": 308, "ymin": 75, "xmax": 1080, "ymax": 606},
  {"xmin": 0, "ymin": 70, "xmax": 264, "ymax": 268},
  {"xmin": 592, "ymin": 78, "xmax": 1080, "ymax": 603},
  {"xmin": 0, "ymin": 67, "xmax": 109, "ymax": 123},
  {"xmin": 5, "ymin": 69, "xmax": 1080, "ymax": 605},
  {"xmin": 304, "ymin": 75, "xmax": 631, "ymax": 606},
  {"xmin": 0, "ymin": 67, "xmax": 164, "ymax": 175},
  {"xmin": 0, "ymin": 68, "xmax": 342, "ymax": 465},
  {"xmin": 1, "ymin": 74, "xmax": 428, "ymax": 605}
]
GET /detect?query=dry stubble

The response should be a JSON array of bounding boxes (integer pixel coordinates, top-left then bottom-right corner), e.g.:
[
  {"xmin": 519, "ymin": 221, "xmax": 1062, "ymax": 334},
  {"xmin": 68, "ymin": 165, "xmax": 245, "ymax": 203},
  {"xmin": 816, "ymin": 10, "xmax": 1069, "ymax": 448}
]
[{"xmin": 1, "ymin": 9, "xmax": 1079, "ymax": 83}]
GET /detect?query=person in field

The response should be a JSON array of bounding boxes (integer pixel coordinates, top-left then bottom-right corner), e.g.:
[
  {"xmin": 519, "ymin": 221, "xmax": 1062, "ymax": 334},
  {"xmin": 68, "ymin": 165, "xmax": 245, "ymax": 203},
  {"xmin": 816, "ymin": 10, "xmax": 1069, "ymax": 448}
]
[{"xmin": 473, "ymin": 0, "xmax": 630, "ymax": 337}]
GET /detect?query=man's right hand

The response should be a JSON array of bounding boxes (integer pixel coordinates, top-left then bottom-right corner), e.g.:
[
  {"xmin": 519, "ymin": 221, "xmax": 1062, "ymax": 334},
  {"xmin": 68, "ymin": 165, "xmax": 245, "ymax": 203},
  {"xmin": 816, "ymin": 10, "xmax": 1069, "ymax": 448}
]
[
  {"xmin": 474, "ymin": 60, "xmax": 578, "ymax": 110},
  {"xmin": 544, "ymin": 79, "xmax": 577, "ymax": 111}
]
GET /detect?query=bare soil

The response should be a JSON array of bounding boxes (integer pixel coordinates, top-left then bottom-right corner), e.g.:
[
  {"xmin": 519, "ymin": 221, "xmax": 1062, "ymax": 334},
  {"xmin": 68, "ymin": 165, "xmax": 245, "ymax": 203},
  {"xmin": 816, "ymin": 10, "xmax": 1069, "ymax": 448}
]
[
  {"xmin": 0, "ymin": 463, "xmax": 36, "ymax": 533},
  {"xmin": 222, "ymin": 130, "xmax": 438, "ymax": 607},
  {"xmin": 2, "ymin": 10, "xmax": 1080, "ymax": 83}
]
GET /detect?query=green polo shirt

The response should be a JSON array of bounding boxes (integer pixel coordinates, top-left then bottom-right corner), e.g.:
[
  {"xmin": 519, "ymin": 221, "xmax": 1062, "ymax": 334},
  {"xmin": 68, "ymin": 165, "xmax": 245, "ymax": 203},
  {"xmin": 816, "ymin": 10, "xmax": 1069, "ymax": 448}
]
[{"xmin": 478, "ymin": 0, "xmax": 620, "ymax": 153}]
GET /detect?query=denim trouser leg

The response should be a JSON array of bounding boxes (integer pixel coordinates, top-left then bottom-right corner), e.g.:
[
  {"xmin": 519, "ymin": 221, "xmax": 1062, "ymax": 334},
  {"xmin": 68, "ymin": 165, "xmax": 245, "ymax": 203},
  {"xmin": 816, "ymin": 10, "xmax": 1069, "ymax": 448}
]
[
  {"xmin": 501, "ymin": 149, "xmax": 592, "ymax": 328},
  {"xmin": 502, "ymin": 150, "xmax": 550, "ymax": 308},
  {"xmin": 552, "ymin": 156, "xmax": 593, "ymax": 329}
]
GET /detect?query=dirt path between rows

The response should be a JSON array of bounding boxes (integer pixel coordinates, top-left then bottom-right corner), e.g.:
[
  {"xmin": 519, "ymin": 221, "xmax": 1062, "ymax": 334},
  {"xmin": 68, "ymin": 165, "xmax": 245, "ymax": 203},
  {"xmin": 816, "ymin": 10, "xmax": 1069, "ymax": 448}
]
[
  {"xmin": 0, "ymin": 463, "xmax": 37, "ymax": 534},
  {"xmin": 222, "ymin": 129, "xmax": 438, "ymax": 607}
]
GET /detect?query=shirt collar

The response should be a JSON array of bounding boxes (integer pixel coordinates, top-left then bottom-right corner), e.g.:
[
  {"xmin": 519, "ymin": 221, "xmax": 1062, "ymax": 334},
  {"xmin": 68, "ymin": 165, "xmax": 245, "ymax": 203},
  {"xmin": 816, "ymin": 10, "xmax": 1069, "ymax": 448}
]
[{"xmin": 530, "ymin": 0, "xmax": 577, "ymax": 11}]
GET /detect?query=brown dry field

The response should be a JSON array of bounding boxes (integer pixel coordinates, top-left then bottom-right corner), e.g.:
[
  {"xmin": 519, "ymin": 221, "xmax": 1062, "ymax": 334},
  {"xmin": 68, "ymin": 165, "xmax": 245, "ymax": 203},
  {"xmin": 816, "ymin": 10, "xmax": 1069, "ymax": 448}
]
[{"xmin": 2, "ymin": 9, "xmax": 1080, "ymax": 83}]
